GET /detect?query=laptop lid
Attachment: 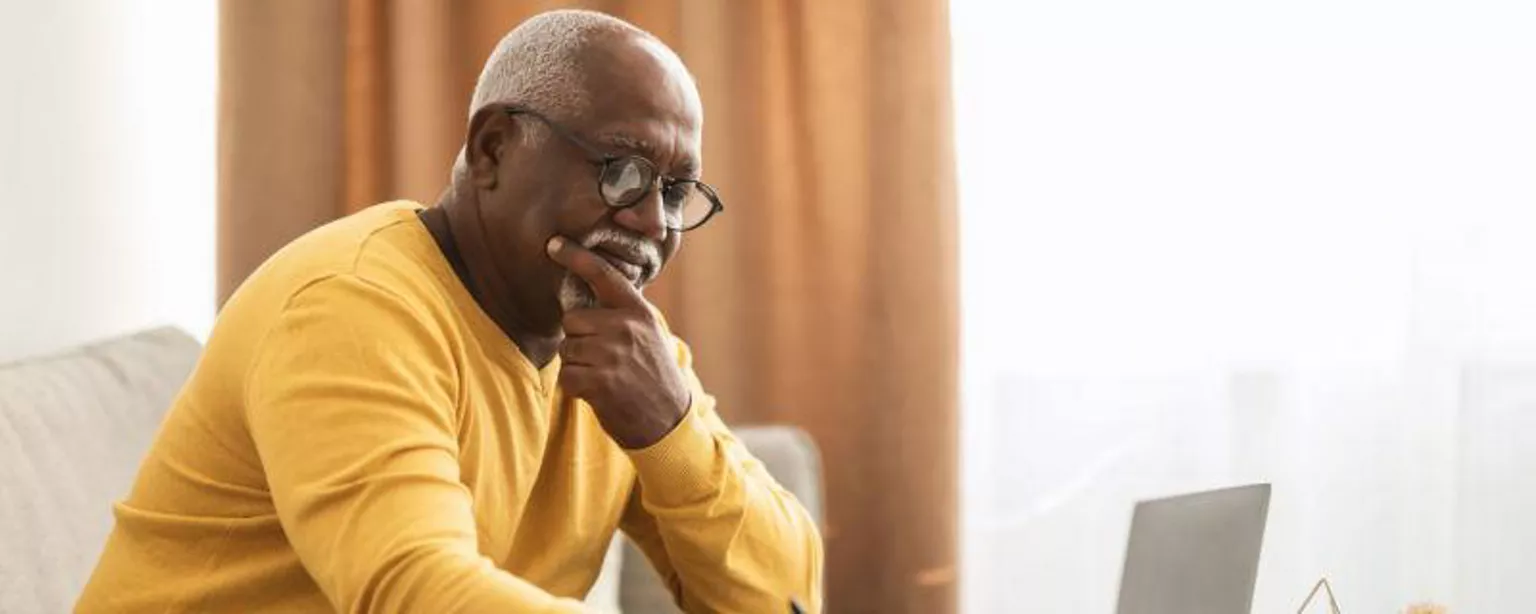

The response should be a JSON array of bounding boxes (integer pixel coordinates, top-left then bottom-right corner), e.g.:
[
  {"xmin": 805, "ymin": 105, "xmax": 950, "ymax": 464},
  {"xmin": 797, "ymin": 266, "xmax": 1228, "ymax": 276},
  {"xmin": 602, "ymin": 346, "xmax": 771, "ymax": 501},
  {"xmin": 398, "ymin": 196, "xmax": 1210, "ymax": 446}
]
[{"xmin": 1115, "ymin": 483, "xmax": 1272, "ymax": 614}]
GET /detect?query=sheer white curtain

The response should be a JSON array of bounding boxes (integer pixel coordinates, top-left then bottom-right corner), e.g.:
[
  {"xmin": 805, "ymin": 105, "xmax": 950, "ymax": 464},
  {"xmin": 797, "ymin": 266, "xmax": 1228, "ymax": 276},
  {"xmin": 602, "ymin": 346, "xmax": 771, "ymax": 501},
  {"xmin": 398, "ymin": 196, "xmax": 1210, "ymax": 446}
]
[{"xmin": 953, "ymin": 1, "xmax": 1536, "ymax": 612}]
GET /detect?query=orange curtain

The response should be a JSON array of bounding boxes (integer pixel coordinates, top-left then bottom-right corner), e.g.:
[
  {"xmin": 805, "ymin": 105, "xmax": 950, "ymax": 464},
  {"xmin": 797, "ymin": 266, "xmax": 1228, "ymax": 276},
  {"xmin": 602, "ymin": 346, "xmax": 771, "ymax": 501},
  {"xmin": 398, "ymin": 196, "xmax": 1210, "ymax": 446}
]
[{"xmin": 219, "ymin": 1, "xmax": 957, "ymax": 611}]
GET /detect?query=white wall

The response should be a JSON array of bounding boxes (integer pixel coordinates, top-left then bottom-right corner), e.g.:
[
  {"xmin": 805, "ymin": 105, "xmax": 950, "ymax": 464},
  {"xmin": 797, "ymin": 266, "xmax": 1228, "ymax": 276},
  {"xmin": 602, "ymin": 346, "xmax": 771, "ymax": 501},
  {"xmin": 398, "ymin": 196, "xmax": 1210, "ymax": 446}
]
[{"xmin": 0, "ymin": 0, "xmax": 216, "ymax": 362}]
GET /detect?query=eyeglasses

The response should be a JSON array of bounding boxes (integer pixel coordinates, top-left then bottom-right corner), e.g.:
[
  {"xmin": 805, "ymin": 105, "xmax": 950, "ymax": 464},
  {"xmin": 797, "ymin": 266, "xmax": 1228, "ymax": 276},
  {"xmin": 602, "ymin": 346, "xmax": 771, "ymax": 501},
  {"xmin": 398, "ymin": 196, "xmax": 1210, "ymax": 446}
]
[{"xmin": 503, "ymin": 105, "xmax": 724, "ymax": 232}]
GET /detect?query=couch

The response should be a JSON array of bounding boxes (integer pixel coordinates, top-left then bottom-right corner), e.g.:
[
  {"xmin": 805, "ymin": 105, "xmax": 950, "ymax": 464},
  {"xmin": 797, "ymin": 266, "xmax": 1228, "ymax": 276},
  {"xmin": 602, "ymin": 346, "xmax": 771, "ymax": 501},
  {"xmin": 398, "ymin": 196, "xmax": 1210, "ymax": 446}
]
[{"xmin": 0, "ymin": 328, "xmax": 823, "ymax": 613}]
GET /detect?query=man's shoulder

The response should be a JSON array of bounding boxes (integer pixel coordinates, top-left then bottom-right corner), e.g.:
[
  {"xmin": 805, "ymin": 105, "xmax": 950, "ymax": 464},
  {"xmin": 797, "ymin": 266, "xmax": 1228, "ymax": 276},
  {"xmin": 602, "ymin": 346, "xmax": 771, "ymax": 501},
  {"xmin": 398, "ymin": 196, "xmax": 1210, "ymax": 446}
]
[
  {"xmin": 212, "ymin": 202, "xmax": 463, "ymax": 349},
  {"xmin": 230, "ymin": 202, "xmax": 437, "ymax": 304}
]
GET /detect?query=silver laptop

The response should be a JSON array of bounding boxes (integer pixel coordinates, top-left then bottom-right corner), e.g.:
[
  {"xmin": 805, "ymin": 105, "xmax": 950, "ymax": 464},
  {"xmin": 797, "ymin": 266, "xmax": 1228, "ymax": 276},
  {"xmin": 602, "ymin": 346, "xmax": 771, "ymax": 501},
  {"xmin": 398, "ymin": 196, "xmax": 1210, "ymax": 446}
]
[{"xmin": 1115, "ymin": 483, "xmax": 1271, "ymax": 614}]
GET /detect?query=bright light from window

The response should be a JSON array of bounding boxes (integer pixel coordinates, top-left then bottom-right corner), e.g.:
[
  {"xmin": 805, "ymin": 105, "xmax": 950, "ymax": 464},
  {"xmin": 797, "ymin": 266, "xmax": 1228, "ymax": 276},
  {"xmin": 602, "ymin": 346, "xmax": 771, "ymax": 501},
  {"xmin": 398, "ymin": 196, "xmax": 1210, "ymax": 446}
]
[{"xmin": 953, "ymin": 1, "xmax": 1536, "ymax": 611}]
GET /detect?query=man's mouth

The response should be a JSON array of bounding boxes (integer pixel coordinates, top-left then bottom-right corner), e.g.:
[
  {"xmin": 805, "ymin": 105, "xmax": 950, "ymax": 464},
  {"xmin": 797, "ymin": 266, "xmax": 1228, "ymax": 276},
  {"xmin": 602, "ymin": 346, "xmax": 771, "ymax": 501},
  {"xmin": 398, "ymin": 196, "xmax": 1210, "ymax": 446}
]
[{"xmin": 591, "ymin": 244, "xmax": 652, "ymax": 285}]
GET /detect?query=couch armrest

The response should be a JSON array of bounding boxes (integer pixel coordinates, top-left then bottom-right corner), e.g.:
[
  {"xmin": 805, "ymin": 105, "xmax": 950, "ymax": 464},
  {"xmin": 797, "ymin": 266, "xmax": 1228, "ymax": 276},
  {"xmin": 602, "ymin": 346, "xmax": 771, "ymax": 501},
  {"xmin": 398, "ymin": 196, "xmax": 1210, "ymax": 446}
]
[{"xmin": 0, "ymin": 328, "xmax": 202, "ymax": 614}]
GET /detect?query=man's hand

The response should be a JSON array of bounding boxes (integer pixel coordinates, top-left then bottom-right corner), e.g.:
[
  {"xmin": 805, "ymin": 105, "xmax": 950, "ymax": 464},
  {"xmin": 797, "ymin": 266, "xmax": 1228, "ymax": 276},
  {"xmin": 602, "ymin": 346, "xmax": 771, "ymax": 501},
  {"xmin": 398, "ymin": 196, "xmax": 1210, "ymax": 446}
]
[{"xmin": 546, "ymin": 236, "xmax": 690, "ymax": 449}]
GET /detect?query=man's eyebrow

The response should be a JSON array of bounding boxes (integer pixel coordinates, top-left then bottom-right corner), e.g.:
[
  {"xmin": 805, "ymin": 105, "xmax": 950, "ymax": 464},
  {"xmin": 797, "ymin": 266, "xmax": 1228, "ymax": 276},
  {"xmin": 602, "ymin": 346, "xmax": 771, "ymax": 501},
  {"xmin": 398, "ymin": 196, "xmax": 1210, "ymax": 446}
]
[
  {"xmin": 597, "ymin": 132, "xmax": 700, "ymax": 178},
  {"xmin": 596, "ymin": 132, "xmax": 652, "ymax": 157}
]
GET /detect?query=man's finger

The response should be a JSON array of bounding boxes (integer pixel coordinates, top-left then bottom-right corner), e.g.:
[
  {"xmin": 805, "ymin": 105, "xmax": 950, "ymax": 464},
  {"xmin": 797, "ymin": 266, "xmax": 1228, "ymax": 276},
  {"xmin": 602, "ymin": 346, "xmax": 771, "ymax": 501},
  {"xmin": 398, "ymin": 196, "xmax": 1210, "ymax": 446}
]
[
  {"xmin": 558, "ymin": 336, "xmax": 602, "ymax": 366},
  {"xmin": 561, "ymin": 310, "xmax": 602, "ymax": 336},
  {"xmin": 557, "ymin": 363, "xmax": 610, "ymax": 397},
  {"xmin": 561, "ymin": 308, "xmax": 629, "ymax": 337},
  {"xmin": 557, "ymin": 363, "xmax": 594, "ymax": 396},
  {"xmin": 546, "ymin": 235, "xmax": 646, "ymax": 308}
]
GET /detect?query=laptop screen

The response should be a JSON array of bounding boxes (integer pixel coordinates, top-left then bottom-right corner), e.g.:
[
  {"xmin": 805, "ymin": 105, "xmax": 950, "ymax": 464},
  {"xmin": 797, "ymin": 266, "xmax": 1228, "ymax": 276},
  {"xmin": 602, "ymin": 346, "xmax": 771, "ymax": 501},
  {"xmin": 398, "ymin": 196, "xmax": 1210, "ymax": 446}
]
[{"xmin": 1115, "ymin": 483, "xmax": 1271, "ymax": 614}]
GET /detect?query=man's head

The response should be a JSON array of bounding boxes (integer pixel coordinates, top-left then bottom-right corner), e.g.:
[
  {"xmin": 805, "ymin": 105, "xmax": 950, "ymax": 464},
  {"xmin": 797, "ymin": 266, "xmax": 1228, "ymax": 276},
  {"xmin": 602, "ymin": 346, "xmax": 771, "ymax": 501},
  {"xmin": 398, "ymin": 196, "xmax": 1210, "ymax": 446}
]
[{"xmin": 449, "ymin": 10, "xmax": 709, "ymax": 324}]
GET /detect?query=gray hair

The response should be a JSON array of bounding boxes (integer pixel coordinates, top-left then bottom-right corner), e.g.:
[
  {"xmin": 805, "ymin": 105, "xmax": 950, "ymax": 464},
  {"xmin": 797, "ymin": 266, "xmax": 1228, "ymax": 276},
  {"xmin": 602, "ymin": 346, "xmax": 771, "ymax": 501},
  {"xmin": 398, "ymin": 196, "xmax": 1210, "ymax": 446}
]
[{"xmin": 453, "ymin": 10, "xmax": 649, "ymax": 179}]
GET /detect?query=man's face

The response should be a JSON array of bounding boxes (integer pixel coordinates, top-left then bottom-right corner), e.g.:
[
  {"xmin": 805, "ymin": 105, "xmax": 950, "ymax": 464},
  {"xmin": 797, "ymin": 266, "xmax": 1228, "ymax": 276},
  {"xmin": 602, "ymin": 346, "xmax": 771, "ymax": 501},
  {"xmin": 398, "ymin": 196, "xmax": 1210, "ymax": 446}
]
[{"xmin": 474, "ymin": 35, "xmax": 704, "ymax": 319}]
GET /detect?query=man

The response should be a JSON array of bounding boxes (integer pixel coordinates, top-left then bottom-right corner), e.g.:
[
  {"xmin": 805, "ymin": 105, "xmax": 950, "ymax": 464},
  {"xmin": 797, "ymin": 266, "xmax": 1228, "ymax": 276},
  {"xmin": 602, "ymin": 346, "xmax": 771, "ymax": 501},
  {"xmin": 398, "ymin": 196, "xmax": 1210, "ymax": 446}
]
[{"xmin": 78, "ymin": 10, "xmax": 822, "ymax": 613}]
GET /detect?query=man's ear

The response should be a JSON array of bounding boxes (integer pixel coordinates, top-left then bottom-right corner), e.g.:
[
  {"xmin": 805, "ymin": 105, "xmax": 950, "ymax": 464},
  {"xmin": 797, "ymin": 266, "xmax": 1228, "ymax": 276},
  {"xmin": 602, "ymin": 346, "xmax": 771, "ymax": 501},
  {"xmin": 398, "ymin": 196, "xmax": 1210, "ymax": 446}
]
[{"xmin": 464, "ymin": 106, "xmax": 518, "ymax": 189}]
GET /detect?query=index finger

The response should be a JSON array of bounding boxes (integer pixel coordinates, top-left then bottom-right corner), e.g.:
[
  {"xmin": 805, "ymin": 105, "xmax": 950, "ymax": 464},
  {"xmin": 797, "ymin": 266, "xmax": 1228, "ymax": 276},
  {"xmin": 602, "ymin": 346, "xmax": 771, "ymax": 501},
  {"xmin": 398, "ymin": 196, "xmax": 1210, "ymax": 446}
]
[{"xmin": 545, "ymin": 235, "xmax": 646, "ymax": 308}]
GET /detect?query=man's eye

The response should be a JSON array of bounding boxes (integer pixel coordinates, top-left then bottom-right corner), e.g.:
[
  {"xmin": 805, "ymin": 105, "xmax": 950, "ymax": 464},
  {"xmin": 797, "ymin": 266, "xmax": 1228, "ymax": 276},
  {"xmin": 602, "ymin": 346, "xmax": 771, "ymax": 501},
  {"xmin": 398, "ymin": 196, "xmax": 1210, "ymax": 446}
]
[{"xmin": 662, "ymin": 182, "xmax": 694, "ymax": 205}]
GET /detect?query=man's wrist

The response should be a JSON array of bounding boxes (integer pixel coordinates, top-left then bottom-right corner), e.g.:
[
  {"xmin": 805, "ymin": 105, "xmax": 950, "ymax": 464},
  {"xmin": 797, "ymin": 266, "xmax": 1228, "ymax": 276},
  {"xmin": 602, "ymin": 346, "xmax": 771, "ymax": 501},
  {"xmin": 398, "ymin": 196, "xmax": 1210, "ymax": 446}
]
[
  {"xmin": 624, "ymin": 405, "xmax": 722, "ymax": 506},
  {"xmin": 611, "ymin": 391, "xmax": 690, "ymax": 449}
]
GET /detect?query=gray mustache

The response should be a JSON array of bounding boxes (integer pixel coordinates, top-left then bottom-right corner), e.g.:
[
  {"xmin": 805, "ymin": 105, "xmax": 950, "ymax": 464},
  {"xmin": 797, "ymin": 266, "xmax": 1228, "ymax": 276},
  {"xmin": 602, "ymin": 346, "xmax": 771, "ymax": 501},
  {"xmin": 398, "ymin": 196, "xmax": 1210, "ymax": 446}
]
[{"xmin": 581, "ymin": 227, "xmax": 661, "ymax": 280}]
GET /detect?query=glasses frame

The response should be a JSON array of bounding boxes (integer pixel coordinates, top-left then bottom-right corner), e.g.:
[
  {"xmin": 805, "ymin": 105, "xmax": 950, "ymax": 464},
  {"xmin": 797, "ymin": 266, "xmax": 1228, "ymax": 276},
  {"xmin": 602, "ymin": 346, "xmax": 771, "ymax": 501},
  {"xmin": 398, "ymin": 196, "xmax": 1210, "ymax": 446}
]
[{"xmin": 502, "ymin": 104, "xmax": 724, "ymax": 232}]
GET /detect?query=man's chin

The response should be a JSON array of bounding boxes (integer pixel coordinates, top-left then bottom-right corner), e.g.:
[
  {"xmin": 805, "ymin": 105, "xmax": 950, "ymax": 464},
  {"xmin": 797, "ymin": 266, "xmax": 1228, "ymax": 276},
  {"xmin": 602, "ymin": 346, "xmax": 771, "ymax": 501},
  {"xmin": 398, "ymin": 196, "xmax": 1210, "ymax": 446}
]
[
  {"xmin": 558, "ymin": 279, "xmax": 596, "ymax": 312},
  {"xmin": 558, "ymin": 275, "xmax": 647, "ymax": 312}
]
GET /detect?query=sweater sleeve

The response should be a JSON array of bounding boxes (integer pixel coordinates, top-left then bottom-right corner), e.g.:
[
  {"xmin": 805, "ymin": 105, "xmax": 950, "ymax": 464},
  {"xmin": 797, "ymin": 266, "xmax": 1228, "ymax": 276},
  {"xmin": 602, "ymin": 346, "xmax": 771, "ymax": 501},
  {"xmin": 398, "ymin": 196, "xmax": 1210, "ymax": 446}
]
[
  {"xmin": 244, "ymin": 274, "xmax": 591, "ymax": 614},
  {"xmin": 617, "ymin": 335, "xmax": 825, "ymax": 613}
]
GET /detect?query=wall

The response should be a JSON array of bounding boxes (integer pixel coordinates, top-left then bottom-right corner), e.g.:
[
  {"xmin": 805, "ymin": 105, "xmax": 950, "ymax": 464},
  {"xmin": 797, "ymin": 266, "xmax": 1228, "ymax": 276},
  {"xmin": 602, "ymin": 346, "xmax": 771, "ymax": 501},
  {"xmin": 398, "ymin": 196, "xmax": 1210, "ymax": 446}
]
[{"xmin": 0, "ymin": 0, "xmax": 216, "ymax": 362}]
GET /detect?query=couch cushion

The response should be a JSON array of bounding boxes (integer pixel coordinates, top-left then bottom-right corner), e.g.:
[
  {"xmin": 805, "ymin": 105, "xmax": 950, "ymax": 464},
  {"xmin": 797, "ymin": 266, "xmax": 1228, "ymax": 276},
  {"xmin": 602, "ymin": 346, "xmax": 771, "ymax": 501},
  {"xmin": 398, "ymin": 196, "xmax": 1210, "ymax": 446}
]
[
  {"xmin": 584, "ymin": 532, "xmax": 625, "ymax": 612},
  {"xmin": 0, "ymin": 328, "xmax": 201, "ymax": 614}
]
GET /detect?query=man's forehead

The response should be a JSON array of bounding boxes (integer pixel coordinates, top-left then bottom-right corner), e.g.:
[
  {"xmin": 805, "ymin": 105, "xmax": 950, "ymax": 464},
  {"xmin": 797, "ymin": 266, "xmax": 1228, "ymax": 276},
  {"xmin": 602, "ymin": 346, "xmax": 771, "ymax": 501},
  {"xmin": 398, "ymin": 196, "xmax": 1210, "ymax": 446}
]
[
  {"xmin": 594, "ymin": 129, "xmax": 700, "ymax": 176},
  {"xmin": 577, "ymin": 37, "xmax": 702, "ymax": 121},
  {"xmin": 633, "ymin": 38, "xmax": 691, "ymax": 86},
  {"xmin": 595, "ymin": 132, "xmax": 653, "ymax": 157},
  {"xmin": 572, "ymin": 35, "xmax": 703, "ymax": 174}
]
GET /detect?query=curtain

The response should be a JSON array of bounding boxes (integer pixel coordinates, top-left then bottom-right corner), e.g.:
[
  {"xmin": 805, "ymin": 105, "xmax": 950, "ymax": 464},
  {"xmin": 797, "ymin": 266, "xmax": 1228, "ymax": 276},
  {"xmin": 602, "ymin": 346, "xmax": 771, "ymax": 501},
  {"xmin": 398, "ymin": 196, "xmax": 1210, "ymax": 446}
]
[
  {"xmin": 218, "ymin": 1, "xmax": 958, "ymax": 612},
  {"xmin": 953, "ymin": 1, "xmax": 1536, "ymax": 612}
]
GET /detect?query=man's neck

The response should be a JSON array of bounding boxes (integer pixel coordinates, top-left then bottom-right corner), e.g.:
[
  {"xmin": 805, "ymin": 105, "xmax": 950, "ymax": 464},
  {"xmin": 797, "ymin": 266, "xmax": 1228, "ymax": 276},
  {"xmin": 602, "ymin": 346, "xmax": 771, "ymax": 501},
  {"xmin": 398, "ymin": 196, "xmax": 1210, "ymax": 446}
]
[{"xmin": 423, "ymin": 190, "xmax": 563, "ymax": 368}]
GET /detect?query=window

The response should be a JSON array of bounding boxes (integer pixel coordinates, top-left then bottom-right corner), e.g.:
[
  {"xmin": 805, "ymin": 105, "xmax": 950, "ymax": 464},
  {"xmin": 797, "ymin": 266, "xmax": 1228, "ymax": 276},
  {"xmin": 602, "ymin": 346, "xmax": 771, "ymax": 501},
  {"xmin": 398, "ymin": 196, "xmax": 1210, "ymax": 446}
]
[{"xmin": 953, "ymin": 1, "xmax": 1536, "ymax": 610}]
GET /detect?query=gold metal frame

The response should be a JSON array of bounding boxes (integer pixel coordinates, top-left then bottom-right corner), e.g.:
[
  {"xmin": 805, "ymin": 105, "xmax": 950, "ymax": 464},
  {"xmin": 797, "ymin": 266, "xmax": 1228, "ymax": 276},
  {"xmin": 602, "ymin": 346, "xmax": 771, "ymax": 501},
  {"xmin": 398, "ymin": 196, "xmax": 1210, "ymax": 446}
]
[{"xmin": 1295, "ymin": 577, "xmax": 1344, "ymax": 614}]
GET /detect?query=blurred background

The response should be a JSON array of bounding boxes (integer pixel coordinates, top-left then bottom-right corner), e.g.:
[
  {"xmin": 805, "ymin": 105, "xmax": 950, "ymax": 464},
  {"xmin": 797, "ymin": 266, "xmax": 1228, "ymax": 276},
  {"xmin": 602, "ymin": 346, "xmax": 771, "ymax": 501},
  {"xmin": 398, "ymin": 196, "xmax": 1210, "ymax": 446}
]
[{"xmin": 3, "ymin": 0, "xmax": 1535, "ymax": 612}]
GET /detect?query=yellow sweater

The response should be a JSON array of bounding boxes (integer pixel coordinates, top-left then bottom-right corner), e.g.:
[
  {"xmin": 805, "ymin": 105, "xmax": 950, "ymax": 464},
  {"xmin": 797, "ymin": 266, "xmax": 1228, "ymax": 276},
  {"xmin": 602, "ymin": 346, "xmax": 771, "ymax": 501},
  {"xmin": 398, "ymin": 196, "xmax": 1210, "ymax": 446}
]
[{"xmin": 77, "ymin": 202, "xmax": 822, "ymax": 613}]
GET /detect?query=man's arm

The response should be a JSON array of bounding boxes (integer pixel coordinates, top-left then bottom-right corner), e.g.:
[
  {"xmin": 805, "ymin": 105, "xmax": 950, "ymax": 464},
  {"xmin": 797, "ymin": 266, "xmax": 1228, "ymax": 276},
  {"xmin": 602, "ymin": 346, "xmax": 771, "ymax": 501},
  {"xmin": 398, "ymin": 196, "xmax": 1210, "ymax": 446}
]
[
  {"xmin": 617, "ymin": 338, "xmax": 825, "ymax": 613},
  {"xmin": 544, "ymin": 236, "xmax": 824, "ymax": 611},
  {"xmin": 245, "ymin": 274, "xmax": 591, "ymax": 613}
]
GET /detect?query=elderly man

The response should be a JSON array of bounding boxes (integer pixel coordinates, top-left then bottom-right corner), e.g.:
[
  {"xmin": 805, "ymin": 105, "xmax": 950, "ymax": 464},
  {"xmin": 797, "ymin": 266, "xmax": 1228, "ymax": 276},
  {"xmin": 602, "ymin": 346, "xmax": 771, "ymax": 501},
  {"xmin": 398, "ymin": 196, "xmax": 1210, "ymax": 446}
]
[{"xmin": 78, "ymin": 10, "xmax": 822, "ymax": 613}]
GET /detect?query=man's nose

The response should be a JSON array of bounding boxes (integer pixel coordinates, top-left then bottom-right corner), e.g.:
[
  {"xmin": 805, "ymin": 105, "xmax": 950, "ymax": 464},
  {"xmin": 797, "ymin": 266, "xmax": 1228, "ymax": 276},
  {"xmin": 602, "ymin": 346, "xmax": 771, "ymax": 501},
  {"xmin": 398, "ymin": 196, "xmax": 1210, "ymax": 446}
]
[{"xmin": 613, "ymin": 187, "xmax": 668, "ymax": 241}]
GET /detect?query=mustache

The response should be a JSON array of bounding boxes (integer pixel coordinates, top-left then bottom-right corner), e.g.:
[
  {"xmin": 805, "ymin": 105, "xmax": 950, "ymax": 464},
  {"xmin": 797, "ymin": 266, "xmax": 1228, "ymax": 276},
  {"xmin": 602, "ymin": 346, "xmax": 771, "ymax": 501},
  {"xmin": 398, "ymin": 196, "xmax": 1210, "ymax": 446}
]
[{"xmin": 580, "ymin": 226, "xmax": 663, "ymax": 284}]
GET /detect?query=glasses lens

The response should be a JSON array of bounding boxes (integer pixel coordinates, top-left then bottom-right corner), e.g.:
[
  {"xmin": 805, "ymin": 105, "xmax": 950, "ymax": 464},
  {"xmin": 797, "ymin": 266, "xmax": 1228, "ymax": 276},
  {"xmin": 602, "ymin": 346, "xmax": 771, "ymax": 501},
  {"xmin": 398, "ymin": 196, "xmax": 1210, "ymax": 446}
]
[
  {"xmin": 601, "ymin": 157, "xmax": 654, "ymax": 206},
  {"xmin": 661, "ymin": 180, "xmax": 694, "ymax": 209},
  {"xmin": 678, "ymin": 182, "xmax": 718, "ymax": 230}
]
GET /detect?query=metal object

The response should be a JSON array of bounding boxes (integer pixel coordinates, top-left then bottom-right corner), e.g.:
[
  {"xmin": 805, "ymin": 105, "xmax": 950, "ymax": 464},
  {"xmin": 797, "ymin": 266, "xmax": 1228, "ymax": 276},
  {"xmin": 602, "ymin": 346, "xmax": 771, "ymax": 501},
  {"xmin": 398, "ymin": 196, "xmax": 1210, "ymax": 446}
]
[{"xmin": 1295, "ymin": 577, "xmax": 1344, "ymax": 614}]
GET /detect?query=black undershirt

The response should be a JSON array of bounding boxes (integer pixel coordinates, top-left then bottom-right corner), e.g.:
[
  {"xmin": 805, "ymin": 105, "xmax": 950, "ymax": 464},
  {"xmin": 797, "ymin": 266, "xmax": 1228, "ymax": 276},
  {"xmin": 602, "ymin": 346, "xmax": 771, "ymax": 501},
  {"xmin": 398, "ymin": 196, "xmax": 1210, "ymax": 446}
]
[{"xmin": 417, "ymin": 208, "xmax": 480, "ymax": 303}]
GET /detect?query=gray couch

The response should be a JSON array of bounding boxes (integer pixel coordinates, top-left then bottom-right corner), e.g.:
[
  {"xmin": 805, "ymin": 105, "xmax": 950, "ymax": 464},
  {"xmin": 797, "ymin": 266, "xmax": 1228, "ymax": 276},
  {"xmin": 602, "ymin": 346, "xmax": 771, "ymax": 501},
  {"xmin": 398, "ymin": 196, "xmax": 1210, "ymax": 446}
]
[{"xmin": 0, "ymin": 328, "xmax": 823, "ymax": 614}]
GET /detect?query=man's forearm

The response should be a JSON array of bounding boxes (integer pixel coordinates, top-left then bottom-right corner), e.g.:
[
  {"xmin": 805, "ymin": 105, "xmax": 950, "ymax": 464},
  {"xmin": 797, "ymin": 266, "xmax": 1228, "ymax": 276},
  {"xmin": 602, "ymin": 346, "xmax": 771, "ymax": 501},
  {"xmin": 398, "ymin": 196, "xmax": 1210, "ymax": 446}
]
[
  {"xmin": 625, "ymin": 408, "xmax": 825, "ymax": 613},
  {"xmin": 344, "ymin": 546, "xmax": 595, "ymax": 614}
]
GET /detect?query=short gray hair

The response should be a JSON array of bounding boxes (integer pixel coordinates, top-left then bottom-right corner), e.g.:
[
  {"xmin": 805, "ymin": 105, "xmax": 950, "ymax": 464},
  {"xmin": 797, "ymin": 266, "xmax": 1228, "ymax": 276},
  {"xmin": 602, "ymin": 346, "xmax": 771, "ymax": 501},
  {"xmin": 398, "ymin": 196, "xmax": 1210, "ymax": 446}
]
[{"xmin": 453, "ymin": 10, "xmax": 648, "ymax": 178}]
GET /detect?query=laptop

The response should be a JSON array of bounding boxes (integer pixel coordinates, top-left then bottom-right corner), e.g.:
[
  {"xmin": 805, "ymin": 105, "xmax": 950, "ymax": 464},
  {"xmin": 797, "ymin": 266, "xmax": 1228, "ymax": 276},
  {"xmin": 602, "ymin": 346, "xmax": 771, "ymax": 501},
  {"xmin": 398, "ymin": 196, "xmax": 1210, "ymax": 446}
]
[{"xmin": 1114, "ymin": 483, "xmax": 1272, "ymax": 614}]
